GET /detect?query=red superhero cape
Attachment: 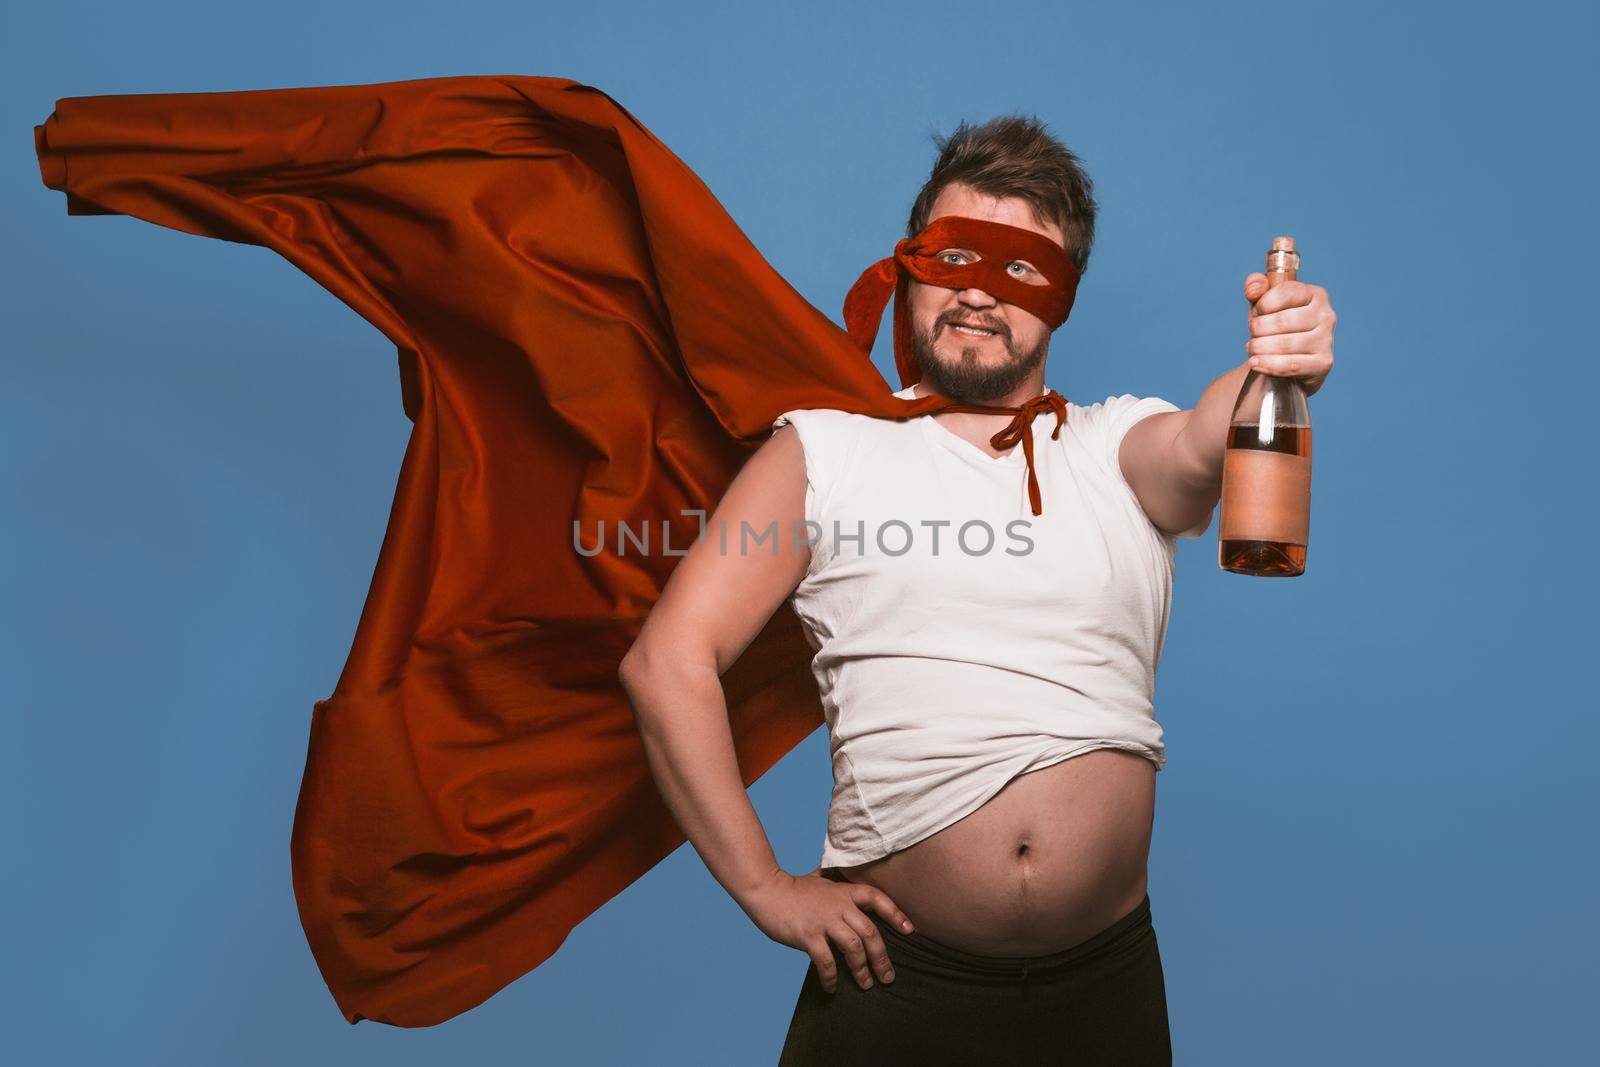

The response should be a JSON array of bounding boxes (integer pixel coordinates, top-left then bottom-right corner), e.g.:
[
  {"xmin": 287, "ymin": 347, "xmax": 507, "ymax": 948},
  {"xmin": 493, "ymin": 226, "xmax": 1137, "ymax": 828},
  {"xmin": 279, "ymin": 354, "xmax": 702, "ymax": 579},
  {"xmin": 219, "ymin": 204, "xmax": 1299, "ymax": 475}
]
[{"xmin": 32, "ymin": 74, "xmax": 1049, "ymax": 1027}]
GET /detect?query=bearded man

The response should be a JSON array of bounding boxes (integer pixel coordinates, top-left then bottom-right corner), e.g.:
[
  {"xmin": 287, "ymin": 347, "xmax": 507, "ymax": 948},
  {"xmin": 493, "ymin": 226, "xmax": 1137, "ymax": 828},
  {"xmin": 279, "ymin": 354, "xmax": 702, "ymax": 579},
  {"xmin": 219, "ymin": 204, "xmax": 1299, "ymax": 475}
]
[{"xmin": 620, "ymin": 114, "xmax": 1336, "ymax": 1064}]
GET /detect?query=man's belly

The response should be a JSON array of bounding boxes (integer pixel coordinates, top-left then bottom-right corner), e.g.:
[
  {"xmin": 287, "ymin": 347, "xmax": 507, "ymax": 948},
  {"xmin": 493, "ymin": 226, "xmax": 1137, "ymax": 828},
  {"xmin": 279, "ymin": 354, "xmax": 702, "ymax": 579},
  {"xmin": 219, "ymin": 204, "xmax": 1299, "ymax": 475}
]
[{"xmin": 830, "ymin": 749, "xmax": 1156, "ymax": 956}]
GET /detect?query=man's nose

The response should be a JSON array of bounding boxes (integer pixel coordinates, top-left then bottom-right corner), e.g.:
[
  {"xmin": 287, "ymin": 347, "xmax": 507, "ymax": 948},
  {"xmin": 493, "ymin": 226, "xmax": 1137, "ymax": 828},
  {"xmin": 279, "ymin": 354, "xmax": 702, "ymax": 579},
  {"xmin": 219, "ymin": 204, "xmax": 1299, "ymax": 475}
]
[{"xmin": 956, "ymin": 287, "xmax": 998, "ymax": 308}]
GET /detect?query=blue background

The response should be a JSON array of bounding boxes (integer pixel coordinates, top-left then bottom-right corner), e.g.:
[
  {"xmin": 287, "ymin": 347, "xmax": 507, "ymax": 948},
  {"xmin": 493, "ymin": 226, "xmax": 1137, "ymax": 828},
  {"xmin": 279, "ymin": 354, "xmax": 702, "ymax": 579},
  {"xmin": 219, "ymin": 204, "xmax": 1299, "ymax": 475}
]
[{"xmin": 6, "ymin": 1, "xmax": 1595, "ymax": 1062}]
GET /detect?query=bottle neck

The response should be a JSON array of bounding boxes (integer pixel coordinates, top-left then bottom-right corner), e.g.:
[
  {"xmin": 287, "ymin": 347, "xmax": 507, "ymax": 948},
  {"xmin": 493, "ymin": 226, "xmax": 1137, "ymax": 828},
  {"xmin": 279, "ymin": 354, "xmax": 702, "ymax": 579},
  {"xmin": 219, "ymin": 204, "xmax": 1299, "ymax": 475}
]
[{"xmin": 1265, "ymin": 245, "xmax": 1299, "ymax": 287}]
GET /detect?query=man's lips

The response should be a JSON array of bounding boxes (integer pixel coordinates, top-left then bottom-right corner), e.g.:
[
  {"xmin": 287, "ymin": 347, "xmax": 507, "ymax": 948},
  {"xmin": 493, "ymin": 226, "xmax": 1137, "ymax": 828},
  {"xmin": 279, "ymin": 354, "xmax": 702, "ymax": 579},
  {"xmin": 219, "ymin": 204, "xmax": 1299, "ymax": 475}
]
[{"xmin": 946, "ymin": 320, "xmax": 1004, "ymax": 338}]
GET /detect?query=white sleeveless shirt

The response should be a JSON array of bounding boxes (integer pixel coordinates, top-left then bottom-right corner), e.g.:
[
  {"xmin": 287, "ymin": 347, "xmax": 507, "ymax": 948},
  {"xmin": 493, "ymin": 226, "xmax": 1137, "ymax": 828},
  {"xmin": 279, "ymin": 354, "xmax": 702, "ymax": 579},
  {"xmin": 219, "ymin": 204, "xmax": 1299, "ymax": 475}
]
[{"xmin": 772, "ymin": 385, "xmax": 1209, "ymax": 869}]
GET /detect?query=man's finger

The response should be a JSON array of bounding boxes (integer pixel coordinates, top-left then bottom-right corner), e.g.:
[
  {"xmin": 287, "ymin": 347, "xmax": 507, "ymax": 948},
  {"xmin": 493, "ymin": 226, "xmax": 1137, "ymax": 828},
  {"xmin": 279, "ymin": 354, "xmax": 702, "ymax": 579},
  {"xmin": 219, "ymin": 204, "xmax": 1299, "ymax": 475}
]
[
  {"xmin": 827, "ymin": 920, "xmax": 873, "ymax": 989},
  {"xmin": 805, "ymin": 936, "xmax": 838, "ymax": 994},
  {"xmin": 841, "ymin": 909, "xmax": 895, "ymax": 985},
  {"xmin": 1244, "ymin": 272, "xmax": 1269, "ymax": 312},
  {"xmin": 1253, "ymin": 278, "xmax": 1315, "ymax": 316},
  {"xmin": 1246, "ymin": 328, "xmax": 1321, "ymax": 356},
  {"xmin": 1248, "ymin": 306, "xmax": 1319, "ymax": 336},
  {"xmin": 853, "ymin": 885, "xmax": 915, "ymax": 934}
]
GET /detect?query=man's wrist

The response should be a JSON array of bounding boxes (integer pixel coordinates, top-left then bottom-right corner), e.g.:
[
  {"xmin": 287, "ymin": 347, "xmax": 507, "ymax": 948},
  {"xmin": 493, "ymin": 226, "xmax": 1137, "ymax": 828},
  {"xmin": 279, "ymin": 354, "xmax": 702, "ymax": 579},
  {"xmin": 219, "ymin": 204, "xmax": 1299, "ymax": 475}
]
[{"xmin": 727, "ymin": 862, "xmax": 788, "ymax": 909}]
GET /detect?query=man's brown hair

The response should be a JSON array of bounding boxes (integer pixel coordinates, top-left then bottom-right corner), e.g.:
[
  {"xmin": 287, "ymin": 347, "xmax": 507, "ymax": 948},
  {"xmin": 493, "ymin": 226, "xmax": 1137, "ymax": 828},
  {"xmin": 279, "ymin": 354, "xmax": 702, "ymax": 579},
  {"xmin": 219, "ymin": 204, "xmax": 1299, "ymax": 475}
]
[{"xmin": 906, "ymin": 114, "xmax": 1098, "ymax": 276}]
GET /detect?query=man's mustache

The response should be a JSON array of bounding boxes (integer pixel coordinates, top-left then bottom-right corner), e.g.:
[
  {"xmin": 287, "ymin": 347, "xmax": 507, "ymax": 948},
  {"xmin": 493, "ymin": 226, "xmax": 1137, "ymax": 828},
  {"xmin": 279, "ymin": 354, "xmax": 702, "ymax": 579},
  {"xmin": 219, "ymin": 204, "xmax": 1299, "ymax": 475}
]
[{"xmin": 940, "ymin": 314, "xmax": 1010, "ymax": 339}]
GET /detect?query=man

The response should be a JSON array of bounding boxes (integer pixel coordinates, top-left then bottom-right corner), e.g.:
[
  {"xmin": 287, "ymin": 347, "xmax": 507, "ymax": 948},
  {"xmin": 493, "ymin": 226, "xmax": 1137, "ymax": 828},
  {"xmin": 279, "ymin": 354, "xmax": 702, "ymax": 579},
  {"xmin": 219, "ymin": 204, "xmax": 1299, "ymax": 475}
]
[{"xmin": 619, "ymin": 113, "xmax": 1335, "ymax": 1063}]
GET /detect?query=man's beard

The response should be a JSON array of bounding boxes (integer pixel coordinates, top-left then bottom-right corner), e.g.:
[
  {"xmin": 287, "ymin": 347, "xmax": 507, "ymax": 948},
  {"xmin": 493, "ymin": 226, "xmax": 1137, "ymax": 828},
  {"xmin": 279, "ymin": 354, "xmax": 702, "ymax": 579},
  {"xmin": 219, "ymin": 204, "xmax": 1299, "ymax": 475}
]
[{"xmin": 910, "ymin": 310, "xmax": 1049, "ymax": 404}]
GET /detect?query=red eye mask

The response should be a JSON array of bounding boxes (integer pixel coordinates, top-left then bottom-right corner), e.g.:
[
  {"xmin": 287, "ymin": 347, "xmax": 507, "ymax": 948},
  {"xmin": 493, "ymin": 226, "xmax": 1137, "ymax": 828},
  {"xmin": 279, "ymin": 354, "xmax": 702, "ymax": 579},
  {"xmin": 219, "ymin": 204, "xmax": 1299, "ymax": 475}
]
[{"xmin": 842, "ymin": 214, "xmax": 1081, "ymax": 388}]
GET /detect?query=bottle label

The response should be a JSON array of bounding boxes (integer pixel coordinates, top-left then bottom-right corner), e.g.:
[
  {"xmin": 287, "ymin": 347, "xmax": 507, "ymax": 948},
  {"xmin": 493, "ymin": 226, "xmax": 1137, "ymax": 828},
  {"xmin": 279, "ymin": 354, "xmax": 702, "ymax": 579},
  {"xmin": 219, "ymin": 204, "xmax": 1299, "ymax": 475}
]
[{"xmin": 1220, "ymin": 450, "xmax": 1311, "ymax": 544}]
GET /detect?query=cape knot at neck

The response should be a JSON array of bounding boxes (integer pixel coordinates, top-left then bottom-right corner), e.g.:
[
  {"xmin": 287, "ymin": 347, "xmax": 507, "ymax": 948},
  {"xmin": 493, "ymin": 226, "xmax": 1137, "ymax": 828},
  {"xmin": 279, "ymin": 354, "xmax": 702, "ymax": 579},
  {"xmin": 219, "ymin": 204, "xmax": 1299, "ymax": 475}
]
[
  {"xmin": 933, "ymin": 389, "xmax": 1070, "ymax": 517},
  {"xmin": 989, "ymin": 391, "xmax": 1068, "ymax": 452}
]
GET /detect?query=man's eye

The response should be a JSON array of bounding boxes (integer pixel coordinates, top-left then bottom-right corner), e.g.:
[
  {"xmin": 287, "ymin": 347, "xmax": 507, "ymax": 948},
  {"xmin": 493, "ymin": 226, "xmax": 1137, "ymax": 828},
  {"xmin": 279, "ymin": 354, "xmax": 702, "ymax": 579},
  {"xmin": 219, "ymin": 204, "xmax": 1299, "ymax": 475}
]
[
  {"xmin": 940, "ymin": 251, "xmax": 967, "ymax": 264},
  {"xmin": 1006, "ymin": 261, "xmax": 1031, "ymax": 276}
]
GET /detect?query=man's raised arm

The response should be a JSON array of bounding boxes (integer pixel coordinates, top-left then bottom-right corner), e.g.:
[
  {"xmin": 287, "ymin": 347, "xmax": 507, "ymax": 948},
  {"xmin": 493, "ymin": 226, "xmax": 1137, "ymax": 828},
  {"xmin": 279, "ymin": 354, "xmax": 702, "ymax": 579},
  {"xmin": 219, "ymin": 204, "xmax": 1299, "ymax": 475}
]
[{"xmin": 1118, "ymin": 271, "xmax": 1338, "ymax": 537}]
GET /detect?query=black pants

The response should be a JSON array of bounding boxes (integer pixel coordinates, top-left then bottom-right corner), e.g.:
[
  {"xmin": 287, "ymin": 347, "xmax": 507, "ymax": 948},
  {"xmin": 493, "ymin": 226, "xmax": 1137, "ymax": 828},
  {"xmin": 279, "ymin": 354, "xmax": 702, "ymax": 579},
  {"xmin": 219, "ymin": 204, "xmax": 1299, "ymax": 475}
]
[{"xmin": 777, "ymin": 871, "xmax": 1171, "ymax": 1065}]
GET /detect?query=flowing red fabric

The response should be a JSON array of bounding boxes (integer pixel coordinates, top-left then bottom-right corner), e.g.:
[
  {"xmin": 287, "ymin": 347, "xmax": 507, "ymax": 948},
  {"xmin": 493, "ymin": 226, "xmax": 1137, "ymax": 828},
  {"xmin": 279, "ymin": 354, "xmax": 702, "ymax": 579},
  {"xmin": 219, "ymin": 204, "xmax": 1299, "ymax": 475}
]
[{"xmin": 32, "ymin": 73, "xmax": 1074, "ymax": 1026}]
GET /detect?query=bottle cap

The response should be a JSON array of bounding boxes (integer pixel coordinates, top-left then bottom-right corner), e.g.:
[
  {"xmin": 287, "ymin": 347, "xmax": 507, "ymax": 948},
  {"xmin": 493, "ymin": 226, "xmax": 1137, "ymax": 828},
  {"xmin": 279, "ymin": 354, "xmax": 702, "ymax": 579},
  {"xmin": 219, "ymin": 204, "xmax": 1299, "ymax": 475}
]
[{"xmin": 1272, "ymin": 236, "xmax": 1296, "ymax": 252}]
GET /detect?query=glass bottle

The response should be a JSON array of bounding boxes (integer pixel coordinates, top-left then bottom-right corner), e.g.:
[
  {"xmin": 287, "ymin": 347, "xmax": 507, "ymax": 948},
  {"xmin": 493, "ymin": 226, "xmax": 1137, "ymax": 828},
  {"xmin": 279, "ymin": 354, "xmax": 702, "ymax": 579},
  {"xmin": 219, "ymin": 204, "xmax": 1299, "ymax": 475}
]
[{"xmin": 1218, "ymin": 236, "xmax": 1313, "ymax": 577}]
